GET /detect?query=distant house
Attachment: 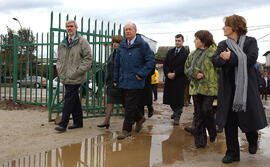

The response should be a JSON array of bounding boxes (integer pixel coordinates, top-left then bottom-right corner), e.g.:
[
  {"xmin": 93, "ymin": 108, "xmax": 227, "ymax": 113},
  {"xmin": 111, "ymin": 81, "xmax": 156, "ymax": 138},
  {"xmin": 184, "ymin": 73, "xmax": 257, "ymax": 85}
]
[
  {"xmin": 156, "ymin": 46, "xmax": 190, "ymax": 63},
  {"xmin": 141, "ymin": 34, "xmax": 158, "ymax": 53},
  {"xmin": 263, "ymin": 51, "xmax": 270, "ymax": 67},
  {"xmin": 262, "ymin": 51, "xmax": 270, "ymax": 74}
]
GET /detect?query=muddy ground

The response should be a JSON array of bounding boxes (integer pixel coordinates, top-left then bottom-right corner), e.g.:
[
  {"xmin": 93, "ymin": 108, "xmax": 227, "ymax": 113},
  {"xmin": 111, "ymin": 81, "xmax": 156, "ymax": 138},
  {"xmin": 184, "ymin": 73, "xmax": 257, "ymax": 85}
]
[
  {"xmin": 0, "ymin": 95, "xmax": 270, "ymax": 166},
  {"xmin": 0, "ymin": 97, "xmax": 194, "ymax": 163}
]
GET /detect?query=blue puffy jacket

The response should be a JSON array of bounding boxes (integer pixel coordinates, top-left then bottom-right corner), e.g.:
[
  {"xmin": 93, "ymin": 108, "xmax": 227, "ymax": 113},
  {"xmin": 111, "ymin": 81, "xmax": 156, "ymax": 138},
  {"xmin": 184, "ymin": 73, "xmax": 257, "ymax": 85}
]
[{"xmin": 113, "ymin": 34, "xmax": 155, "ymax": 89}]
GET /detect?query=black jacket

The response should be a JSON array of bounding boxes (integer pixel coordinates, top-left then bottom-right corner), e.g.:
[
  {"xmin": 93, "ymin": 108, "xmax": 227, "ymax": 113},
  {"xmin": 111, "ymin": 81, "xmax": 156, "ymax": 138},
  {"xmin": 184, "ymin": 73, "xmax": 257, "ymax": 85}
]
[
  {"xmin": 106, "ymin": 50, "xmax": 116, "ymax": 89},
  {"xmin": 163, "ymin": 47, "xmax": 189, "ymax": 106},
  {"xmin": 212, "ymin": 36, "xmax": 267, "ymax": 132}
]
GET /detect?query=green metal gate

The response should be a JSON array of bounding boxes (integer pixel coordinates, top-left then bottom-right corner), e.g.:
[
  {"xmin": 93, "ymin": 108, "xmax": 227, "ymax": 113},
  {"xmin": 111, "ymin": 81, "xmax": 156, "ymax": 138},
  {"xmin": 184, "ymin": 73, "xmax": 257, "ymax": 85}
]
[{"xmin": 0, "ymin": 12, "xmax": 124, "ymax": 121}]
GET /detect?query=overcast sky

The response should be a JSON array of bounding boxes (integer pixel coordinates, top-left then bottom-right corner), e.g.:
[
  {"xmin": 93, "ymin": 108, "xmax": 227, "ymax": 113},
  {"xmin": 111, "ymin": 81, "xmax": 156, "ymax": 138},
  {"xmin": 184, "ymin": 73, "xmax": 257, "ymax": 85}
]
[{"xmin": 1, "ymin": 0, "xmax": 270, "ymax": 62}]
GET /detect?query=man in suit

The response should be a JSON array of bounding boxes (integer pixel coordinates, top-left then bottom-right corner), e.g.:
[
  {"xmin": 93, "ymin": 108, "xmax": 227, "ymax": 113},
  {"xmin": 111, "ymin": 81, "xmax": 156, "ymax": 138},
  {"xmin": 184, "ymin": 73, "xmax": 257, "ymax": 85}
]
[
  {"xmin": 261, "ymin": 72, "xmax": 270, "ymax": 100},
  {"xmin": 163, "ymin": 34, "xmax": 189, "ymax": 125}
]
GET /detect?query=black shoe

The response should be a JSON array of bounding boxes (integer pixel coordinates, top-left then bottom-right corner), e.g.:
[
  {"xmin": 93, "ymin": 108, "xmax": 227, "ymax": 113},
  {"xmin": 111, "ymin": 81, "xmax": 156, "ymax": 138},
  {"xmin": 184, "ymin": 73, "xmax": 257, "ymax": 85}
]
[
  {"xmin": 55, "ymin": 126, "xmax": 66, "ymax": 132},
  {"xmin": 222, "ymin": 155, "xmax": 240, "ymax": 163},
  {"xmin": 68, "ymin": 124, "xmax": 83, "ymax": 129},
  {"xmin": 184, "ymin": 126, "xmax": 195, "ymax": 135},
  {"xmin": 170, "ymin": 114, "xmax": 174, "ymax": 119},
  {"xmin": 117, "ymin": 130, "xmax": 131, "ymax": 140},
  {"xmin": 210, "ymin": 135, "xmax": 216, "ymax": 143},
  {"xmin": 216, "ymin": 127, "xmax": 223, "ymax": 133},
  {"xmin": 248, "ymin": 144, "xmax": 258, "ymax": 154},
  {"xmin": 135, "ymin": 117, "xmax": 146, "ymax": 132},
  {"xmin": 195, "ymin": 144, "xmax": 206, "ymax": 149},
  {"xmin": 173, "ymin": 119, "xmax": 179, "ymax": 126},
  {"xmin": 148, "ymin": 111, "xmax": 153, "ymax": 118},
  {"xmin": 154, "ymin": 98, "xmax": 157, "ymax": 101},
  {"xmin": 97, "ymin": 124, "xmax": 110, "ymax": 129}
]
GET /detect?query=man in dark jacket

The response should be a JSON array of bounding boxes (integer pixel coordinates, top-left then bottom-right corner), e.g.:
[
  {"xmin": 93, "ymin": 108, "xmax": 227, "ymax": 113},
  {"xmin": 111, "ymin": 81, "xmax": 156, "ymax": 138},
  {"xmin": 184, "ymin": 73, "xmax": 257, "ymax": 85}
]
[
  {"xmin": 163, "ymin": 34, "xmax": 189, "ymax": 126},
  {"xmin": 261, "ymin": 72, "xmax": 270, "ymax": 100},
  {"xmin": 114, "ymin": 22, "xmax": 155, "ymax": 140}
]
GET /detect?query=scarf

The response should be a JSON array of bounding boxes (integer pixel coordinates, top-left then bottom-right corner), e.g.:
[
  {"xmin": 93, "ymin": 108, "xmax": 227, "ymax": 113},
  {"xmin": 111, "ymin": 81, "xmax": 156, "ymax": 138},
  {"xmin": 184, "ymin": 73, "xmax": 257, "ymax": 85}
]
[
  {"xmin": 226, "ymin": 35, "xmax": 247, "ymax": 112},
  {"xmin": 186, "ymin": 49, "xmax": 208, "ymax": 80}
]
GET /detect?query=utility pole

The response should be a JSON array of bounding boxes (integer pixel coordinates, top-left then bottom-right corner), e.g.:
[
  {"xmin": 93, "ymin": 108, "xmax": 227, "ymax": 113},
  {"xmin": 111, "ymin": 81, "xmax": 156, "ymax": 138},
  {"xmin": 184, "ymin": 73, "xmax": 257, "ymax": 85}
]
[
  {"xmin": 13, "ymin": 17, "xmax": 29, "ymax": 77},
  {"xmin": 12, "ymin": 18, "xmax": 22, "ymax": 30}
]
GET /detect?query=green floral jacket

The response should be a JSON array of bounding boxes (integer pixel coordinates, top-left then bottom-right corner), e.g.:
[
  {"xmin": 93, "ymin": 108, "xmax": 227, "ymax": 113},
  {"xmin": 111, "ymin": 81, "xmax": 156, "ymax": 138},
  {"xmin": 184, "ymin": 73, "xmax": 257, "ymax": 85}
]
[{"xmin": 184, "ymin": 45, "xmax": 219, "ymax": 96}]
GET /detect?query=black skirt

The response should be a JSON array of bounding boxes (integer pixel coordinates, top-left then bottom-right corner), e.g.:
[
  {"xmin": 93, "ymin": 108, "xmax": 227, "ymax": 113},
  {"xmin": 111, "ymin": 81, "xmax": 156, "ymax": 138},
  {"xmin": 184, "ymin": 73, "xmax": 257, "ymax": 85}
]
[{"xmin": 107, "ymin": 87, "xmax": 123, "ymax": 104}]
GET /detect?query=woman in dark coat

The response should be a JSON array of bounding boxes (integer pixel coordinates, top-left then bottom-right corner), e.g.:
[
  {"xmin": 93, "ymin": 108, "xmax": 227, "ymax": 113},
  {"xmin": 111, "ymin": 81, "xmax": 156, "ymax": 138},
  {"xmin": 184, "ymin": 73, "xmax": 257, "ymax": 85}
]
[
  {"xmin": 97, "ymin": 35, "xmax": 124, "ymax": 129},
  {"xmin": 140, "ymin": 65, "xmax": 155, "ymax": 118},
  {"xmin": 163, "ymin": 34, "xmax": 189, "ymax": 125},
  {"xmin": 212, "ymin": 14, "xmax": 267, "ymax": 164}
]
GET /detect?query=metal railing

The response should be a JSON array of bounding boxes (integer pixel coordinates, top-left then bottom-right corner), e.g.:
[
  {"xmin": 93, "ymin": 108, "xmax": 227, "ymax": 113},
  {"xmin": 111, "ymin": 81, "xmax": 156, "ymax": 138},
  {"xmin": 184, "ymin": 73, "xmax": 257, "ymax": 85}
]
[{"xmin": 0, "ymin": 12, "xmax": 124, "ymax": 121}]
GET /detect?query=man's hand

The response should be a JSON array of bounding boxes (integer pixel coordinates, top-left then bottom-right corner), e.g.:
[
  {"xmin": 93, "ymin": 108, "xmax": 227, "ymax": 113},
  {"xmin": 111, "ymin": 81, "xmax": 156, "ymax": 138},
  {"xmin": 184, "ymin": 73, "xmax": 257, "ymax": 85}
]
[
  {"xmin": 168, "ymin": 72, "xmax": 175, "ymax": 80},
  {"xmin": 220, "ymin": 48, "xmax": 231, "ymax": 61},
  {"xmin": 136, "ymin": 74, "xmax": 142, "ymax": 80},
  {"xmin": 196, "ymin": 73, "xmax": 204, "ymax": 80},
  {"xmin": 113, "ymin": 82, "xmax": 118, "ymax": 87}
]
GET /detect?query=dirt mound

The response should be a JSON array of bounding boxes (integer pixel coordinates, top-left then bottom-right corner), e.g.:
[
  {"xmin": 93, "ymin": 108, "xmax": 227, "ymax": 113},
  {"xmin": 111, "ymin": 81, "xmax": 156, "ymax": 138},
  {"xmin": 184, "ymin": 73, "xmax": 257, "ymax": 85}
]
[{"xmin": 0, "ymin": 100, "xmax": 47, "ymax": 111}]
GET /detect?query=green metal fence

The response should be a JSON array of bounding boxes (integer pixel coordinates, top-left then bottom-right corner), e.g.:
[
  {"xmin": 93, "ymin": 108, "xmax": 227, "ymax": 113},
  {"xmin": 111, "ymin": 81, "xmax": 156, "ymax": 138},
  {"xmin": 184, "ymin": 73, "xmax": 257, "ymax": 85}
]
[
  {"xmin": 0, "ymin": 31, "xmax": 50, "ymax": 105},
  {"xmin": 0, "ymin": 12, "xmax": 124, "ymax": 121}
]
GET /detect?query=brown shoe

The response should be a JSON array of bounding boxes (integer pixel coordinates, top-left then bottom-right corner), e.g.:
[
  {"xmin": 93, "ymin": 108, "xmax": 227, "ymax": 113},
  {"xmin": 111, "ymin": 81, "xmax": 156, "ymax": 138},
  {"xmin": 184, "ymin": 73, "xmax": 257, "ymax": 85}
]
[
  {"xmin": 117, "ymin": 130, "xmax": 131, "ymax": 140},
  {"xmin": 135, "ymin": 117, "xmax": 146, "ymax": 132},
  {"xmin": 173, "ymin": 119, "xmax": 179, "ymax": 126}
]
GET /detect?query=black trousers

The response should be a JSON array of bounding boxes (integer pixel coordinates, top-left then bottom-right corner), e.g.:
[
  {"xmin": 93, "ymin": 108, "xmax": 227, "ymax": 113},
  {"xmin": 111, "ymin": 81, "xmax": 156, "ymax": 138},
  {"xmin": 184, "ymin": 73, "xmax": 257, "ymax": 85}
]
[
  {"xmin": 261, "ymin": 87, "xmax": 268, "ymax": 100},
  {"xmin": 151, "ymin": 84, "xmax": 158, "ymax": 100},
  {"xmin": 225, "ymin": 110, "xmax": 258, "ymax": 158},
  {"xmin": 170, "ymin": 104, "xmax": 183, "ymax": 120},
  {"xmin": 59, "ymin": 84, "xmax": 83, "ymax": 128},
  {"xmin": 193, "ymin": 94, "xmax": 216, "ymax": 147},
  {"xmin": 122, "ymin": 89, "xmax": 144, "ymax": 132}
]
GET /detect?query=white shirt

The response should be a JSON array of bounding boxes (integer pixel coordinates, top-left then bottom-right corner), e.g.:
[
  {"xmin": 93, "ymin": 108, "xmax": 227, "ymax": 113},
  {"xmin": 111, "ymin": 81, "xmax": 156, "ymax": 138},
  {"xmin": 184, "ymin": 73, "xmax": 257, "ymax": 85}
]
[
  {"xmin": 127, "ymin": 36, "xmax": 136, "ymax": 46},
  {"xmin": 264, "ymin": 77, "xmax": 268, "ymax": 87}
]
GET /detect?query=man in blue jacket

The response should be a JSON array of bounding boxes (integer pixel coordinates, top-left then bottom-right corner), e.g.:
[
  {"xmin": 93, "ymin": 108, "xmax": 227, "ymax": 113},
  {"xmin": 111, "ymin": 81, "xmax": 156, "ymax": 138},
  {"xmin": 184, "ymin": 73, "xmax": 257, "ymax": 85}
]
[{"xmin": 114, "ymin": 22, "xmax": 155, "ymax": 140}]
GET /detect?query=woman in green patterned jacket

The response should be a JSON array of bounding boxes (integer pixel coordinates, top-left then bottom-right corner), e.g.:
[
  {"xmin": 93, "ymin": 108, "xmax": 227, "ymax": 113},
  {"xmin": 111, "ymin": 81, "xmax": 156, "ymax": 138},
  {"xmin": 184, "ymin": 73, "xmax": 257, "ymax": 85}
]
[{"xmin": 184, "ymin": 30, "xmax": 219, "ymax": 148}]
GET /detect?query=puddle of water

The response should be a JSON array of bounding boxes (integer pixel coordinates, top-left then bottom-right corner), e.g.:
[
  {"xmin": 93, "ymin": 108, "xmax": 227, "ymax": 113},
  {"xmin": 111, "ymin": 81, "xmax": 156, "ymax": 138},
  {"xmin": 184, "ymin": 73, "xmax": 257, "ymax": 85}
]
[{"xmin": 1, "ymin": 126, "xmax": 270, "ymax": 167}]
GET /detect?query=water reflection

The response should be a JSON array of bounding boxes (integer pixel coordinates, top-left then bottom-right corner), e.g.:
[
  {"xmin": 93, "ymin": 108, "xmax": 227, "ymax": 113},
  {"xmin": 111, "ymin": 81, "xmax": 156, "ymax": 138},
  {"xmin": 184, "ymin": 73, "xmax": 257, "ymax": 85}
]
[
  {"xmin": 162, "ymin": 127, "xmax": 192, "ymax": 163},
  {"xmin": 1, "ymin": 126, "xmax": 269, "ymax": 167}
]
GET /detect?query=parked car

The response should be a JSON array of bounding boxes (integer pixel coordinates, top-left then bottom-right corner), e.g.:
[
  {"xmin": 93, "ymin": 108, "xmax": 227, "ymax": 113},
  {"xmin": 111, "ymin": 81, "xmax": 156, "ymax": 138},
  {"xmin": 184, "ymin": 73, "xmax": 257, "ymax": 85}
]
[
  {"xmin": 47, "ymin": 77, "xmax": 64, "ymax": 89},
  {"xmin": 89, "ymin": 80, "xmax": 98, "ymax": 93},
  {"xmin": 17, "ymin": 76, "xmax": 47, "ymax": 88}
]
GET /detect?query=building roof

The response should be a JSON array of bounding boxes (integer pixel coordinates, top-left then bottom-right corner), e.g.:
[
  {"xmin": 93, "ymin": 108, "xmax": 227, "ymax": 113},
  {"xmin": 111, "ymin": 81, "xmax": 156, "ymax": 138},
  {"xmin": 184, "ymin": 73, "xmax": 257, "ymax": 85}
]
[
  {"xmin": 157, "ymin": 46, "xmax": 190, "ymax": 58},
  {"xmin": 263, "ymin": 51, "xmax": 270, "ymax": 56}
]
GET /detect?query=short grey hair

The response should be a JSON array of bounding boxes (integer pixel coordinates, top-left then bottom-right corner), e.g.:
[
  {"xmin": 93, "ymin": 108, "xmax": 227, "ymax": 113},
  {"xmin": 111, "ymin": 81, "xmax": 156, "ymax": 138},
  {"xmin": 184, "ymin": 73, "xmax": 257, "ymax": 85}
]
[
  {"xmin": 125, "ymin": 22, "xmax": 137, "ymax": 31},
  {"xmin": 65, "ymin": 20, "xmax": 78, "ymax": 28}
]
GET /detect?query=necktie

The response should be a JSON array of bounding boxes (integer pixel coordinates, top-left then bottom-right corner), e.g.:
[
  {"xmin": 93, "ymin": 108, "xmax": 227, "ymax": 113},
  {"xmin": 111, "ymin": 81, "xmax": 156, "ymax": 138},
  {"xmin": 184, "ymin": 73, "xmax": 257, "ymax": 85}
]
[
  {"xmin": 128, "ymin": 41, "xmax": 130, "ymax": 47},
  {"xmin": 69, "ymin": 37, "xmax": 72, "ymax": 44},
  {"xmin": 175, "ymin": 48, "xmax": 179, "ymax": 54}
]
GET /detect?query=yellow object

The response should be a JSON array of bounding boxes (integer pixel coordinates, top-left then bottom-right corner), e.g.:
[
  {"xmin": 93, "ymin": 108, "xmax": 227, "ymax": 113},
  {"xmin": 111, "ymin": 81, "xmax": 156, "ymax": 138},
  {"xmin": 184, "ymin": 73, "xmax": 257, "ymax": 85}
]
[
  {"xmin": 212, "ymin": 99, "xmax": 218, "ymax": 106},
  {"xmin": 151, "ymin": 69, "xmax": 159, "ymax": 84}
]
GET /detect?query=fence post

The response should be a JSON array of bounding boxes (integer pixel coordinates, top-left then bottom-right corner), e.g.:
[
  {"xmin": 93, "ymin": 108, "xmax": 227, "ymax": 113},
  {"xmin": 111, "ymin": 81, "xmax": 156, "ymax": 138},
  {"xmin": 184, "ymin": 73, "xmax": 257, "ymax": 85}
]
[
  {"xmin": 48, "ymin": 11, "xmax": 54, "ymax": 121},
  {"xmin": 13, "ymin": 35, "xmax": 18, "ymax": 102}
]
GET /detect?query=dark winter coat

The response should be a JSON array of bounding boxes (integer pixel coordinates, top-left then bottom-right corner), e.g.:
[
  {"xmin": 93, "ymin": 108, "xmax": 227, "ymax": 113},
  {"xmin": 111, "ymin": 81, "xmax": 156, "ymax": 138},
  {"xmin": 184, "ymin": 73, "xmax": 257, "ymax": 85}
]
[
  {"xmin": 163, "ymin": 47, "xmax": 189, "ymax": 106},
  {"xmin": 261, "ymin": 77, "xmax": 270, "ymax": 88},
  {"xmin": 212, "ymin": 36, "xmax": 268, "ymax": 132},
  {"xmin": 106, "ymin": 50, "xmax": 116, "ymax": 89},
  {"xmin": 142, "ymin": 66, "xmax": 155, "ymax": 106},
  {"xmin": 105, "ymin": 50, "xmax": 122, "ymax": 98},
  {"xmin": 113, "ymin": 34, "xmax": 155, "ymax": 89}
]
